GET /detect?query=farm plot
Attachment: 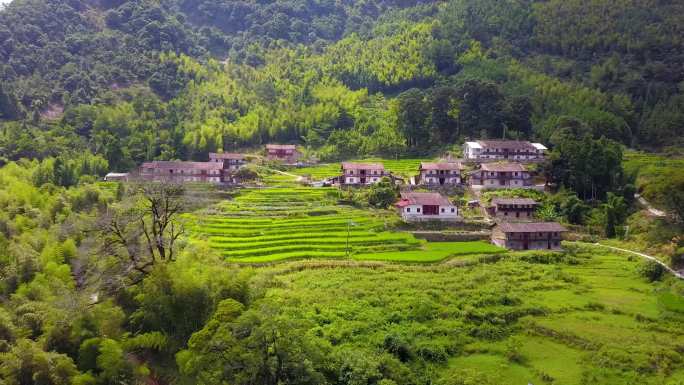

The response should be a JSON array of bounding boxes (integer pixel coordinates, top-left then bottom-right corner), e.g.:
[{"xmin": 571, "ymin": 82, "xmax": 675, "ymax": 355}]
[
  {"xmin": 188, "ymin": 186, "xmax": 501, "ymax": 263},
  {"xmin": 188, "ymin": 187, "xmax": 423, "ymax": 262}
]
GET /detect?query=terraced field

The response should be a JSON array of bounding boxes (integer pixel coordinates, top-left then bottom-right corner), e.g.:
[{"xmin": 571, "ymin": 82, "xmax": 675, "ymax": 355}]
[
  {"xmin": 187, "ymin": 187, "xmax": 421, "ymax": 262},
  {"xmin": 187, "ymin": 186, "xmax": 502, "ymax": 263}
]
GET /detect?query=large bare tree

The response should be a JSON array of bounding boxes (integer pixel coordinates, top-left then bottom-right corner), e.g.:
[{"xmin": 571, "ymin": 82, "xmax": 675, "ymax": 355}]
[{"xmin": 98, "ymin": 181, "xmax": 186, "ymax": 285}]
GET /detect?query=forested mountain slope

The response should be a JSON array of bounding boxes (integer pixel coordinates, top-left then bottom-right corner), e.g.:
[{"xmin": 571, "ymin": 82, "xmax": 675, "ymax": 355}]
[{"xmin": 1, "ymin": 0, "xmax": 683, "ymax": 162}]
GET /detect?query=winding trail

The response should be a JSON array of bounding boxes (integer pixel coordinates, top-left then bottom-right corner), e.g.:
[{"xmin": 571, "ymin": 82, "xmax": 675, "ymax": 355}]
[
  {"xmin": 259, "ymin": 166, "xmax": 305, "ymax": 182},
  {"xmin": 635, "ymin": 193, "xmax": 667, "ymax": 217},
  {"xmin": 584, "ymin": 242, "xmax": 684, "ymax": 280}
]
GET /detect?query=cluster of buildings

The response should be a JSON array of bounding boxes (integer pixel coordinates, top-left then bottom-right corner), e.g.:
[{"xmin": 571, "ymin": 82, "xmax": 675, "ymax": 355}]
[
  {"xmin": 334, "ymin": 140, "xmax": 542, "ymax": 189},
  {"xmin": 105, "ymin": 139, "xmax": 568, "ymax": 251},
  {"xmin": 105, "ymin": 145, "xmax": 302, "ymax": 184}
]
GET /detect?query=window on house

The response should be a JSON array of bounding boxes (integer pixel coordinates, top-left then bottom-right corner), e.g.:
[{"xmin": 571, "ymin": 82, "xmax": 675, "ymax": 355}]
[
  {"xmin": 451, "ymin": 208, "xmax": 455, "ymax": 213},
  {"xmin": 441, "ymin": 208, "xmax": 445, "ymax": 213},
  {"xmin": 417, "ymin": 208, "xmax": 421, "ymax": 213},
  {"xmin": 406, "ymin": 208, "xmax": 411, "ymax": 213}
]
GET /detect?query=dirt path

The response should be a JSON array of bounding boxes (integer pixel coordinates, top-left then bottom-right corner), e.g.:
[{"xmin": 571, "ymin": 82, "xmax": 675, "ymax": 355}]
[
  {"xmin": 635, "ymin": 193, "xmax": 667, "ymax": 217},
  {"xmin": 259, "ymin": 166, "xmax": 305, "ymax": 182},
  {"xmin": 587, "ymin": 242, "xmax": 684, "ymax": 280}
]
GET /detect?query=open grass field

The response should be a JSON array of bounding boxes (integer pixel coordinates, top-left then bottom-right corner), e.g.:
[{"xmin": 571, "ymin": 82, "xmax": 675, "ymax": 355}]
[
  {"xmin": 187, "ymin": 186, "xmax": 501, "ymax": 263},
  {"xmin": 624, "ymin": 151, "xmax": 684, "ymax": 205},
  {"xmin": 294, "ymin": 158, "xmax": 431, "ymax": 180},
  {"xmin": 248, "ymin": 245, "xmax": 684, "ymax": 384}
]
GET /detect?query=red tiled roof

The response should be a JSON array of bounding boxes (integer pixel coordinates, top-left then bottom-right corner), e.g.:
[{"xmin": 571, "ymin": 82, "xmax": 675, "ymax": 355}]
[
  {"xmin": 141, "ymin": 161, "xmax": 224, "ymax": 170},
  {"xmin": 491, "ymin": 198, "xmax": 538, "ymax": 206},
  {"xmin": 266, "ymin": 144, "xmax": 297, "ymax": 150},
  {"xmin": 420, "ymin": 162, "xmax": 463, "ymax": 171},
  {"xmin": 341, "ymin": 162, "xmax": 385, "ymax": 171},
  {"xmin": 399, "ymin": 192, "xmax": 452, "ymax": 206},
  {"xmin": 477, "ymin": 140, "xmax": 537, "ymax": 150},
  {"xmin": 480, "ymin": 162, "xmax": 526, "ymax": 172},
  {"xmin": 209, "ymin": 152, "xmax": 246, "ymax": 160},
  {"xmin": 497, "ymin": 222, "xmax": 567, "ymax": 233}
]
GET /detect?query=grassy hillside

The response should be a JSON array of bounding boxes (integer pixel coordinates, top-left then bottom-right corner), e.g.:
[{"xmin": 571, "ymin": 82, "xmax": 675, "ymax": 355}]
[{"xmin": 178, "ymin": 246, "xmax": 684, "ymax": 385}]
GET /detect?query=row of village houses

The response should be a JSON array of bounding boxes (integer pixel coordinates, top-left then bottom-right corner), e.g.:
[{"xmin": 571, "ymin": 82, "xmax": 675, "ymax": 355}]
[
  {"xmin": 337, "ymin": 160, "xmax": 535, "ymax": 189},
  {"xmin": 394, "ymin": 192, "xmax": 566, "ymax": 250},
  {"xmin": 105, "ymin": 140, "xmax": 566, "ymax": 251}
]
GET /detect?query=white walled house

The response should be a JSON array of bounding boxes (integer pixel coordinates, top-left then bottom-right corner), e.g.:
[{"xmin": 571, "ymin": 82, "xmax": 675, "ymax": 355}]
[
  {"xmin": 468, "ymin": 162, "xmax": 533, "ymax": 189},
  {"xmin": 463, "ymin": 140, "xmax": 547, "ymax": 162},
  {"xmin": 396, "ymin": 192, "xmax": 459, "ymax": 222},
  {"xmin": 418, "ymin": 162, "xmax": 463, "ymax": 186},
  {"xmin": 341, "ymin": 163, "xmax": 389, "ymax": 185}
]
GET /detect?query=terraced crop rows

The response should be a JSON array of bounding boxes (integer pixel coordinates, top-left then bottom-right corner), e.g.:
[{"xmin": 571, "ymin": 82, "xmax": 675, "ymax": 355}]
[{"xmin": 189, "ymin": 187, "xmax": 422, "ymax": 262}]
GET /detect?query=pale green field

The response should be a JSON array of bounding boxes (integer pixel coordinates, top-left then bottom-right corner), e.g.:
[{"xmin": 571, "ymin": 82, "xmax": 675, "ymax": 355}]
[
  {"xmin": 294, "ymin": 158, "xmax": 432, "ymax": 179},
  {"xmin": 255, "ymin": 248, "xmax": 684, "ymax": 384}
]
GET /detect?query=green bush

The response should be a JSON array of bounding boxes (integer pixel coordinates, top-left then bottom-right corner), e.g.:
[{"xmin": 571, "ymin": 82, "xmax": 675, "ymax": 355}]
[{"xmin": 638, "ymin": 260, "xmax": 665, "ymax": 282}]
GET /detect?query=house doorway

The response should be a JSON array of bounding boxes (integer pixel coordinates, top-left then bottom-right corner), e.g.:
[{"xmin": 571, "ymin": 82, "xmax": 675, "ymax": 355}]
[{"xmin": 439, "ymin": 177, "xmax": 445, "ymax": 185}]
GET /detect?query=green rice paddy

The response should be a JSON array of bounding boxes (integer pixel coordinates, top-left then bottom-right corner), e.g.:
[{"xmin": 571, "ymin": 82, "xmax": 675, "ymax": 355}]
[{"xmin": 187, "ymin": 185, "xmax": 502, "ymax": 263}]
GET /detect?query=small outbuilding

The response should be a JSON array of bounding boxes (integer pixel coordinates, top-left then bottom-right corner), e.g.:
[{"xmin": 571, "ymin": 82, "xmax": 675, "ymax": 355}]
[
  {"xmin": 492, "ymin": 222, "xmax": 567, "ymax": 250},
  {"xmin": 396, "ymin": 192, "xmax": 459, "ymax": 222},
  {"xmin": 104, "ymin": 172, "xmax": 129, "ymax": 182}
]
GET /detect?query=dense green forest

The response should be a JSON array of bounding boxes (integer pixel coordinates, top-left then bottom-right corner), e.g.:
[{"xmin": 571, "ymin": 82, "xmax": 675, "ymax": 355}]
[{"xmin": 1, "ymin": 0, "xmax": 683, "ymax": 166}]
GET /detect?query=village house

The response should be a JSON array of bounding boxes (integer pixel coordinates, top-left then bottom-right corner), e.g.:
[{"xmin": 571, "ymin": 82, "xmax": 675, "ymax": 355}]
[
  {"xmin": 265, "ymin": 144, "xmax": 301, "ymax": 165},
  {"xmin": 463, "ymin": 140, "xmax": 547, "ymax": 162},
  {"xmin": 137, "ymin": 161, "xmax": 227, "ymax": 184},
  {"xmin": 396, "ymin": 192, "xmax": 459, "ymax": 222},
  {"xmin": 209, "ymin": 152, "xmax": 248, "ymax": 171},
  {"xmin": 488, "ymin": 197, "xmax": 539, "ymax": 220},
  {"xmin": 468, "ymin": 162, "xmax": 533, "ymax": 189},
  {"xmin": 491, "ymin": 222, "xmax": 567, "ymax": 250},
  {"xmin": 417, "ymin": 162, "xmax": 463, "ymax": 186},
  {"xmin": 340, "ymin": 162, "xmax": 390, "ymax": 186}
]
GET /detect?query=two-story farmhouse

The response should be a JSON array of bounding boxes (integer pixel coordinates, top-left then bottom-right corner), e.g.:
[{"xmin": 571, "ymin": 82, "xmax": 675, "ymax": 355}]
[
  {"xmin": 396, "ymin": 192, "xmax": 459, "ymax": 222},
  {"xmin": 138, "ymin": 161, "xmax": 226, "ymax": 183},
  {"xmin": 417, "ymin": 162, "xmax": 463, "ymax": 186},
  {"xmin": 492, "ymin": 222, "xmax": 567, "ymax": 250},
  {"xmin": 488, "ymin": 198, "xmax": 539, "ymax": 220},
  {"xmin": 209, "ymin": 153, "xmax": 248, "ymax": 171},
  {"xmin": 266, "ymin": 144, "xmax": 301, "ymax": 165},
  {"xmin": 469, "ymin": 163, "xmax": 533, "ymax": 189},
  {"xmin": 340, "ymin": 162, "xmax": 390, "ymax": 185},
  {"xmin": 463, "ymin": 140, "xmax": 547, "ymax": 162}
]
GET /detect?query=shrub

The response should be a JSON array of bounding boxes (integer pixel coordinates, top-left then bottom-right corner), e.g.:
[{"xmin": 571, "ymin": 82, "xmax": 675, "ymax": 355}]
[
  {"xmin": 383, "ymin": 334, "xmax": 412, "ymax": 362},
  {"xmin": 638, "ymin": 260, "xmax": 665, "ymax": 282},
  {"xmin": 414, "ymin": 339, "xmax": 449, "ymax": 363}
]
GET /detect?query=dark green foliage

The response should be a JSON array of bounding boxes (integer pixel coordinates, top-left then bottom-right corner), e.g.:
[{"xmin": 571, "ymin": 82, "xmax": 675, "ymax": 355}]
[
  {"xmin": 367, "ymin": 177, "xmax": 399, "ymax": 209},
  {"xmin": 638, "ymin": 260, "xmax": 665, "ymax": 282},
  {"xmin": 546, "ymin": 135, "xmax": 626, "ymax": 201}
]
